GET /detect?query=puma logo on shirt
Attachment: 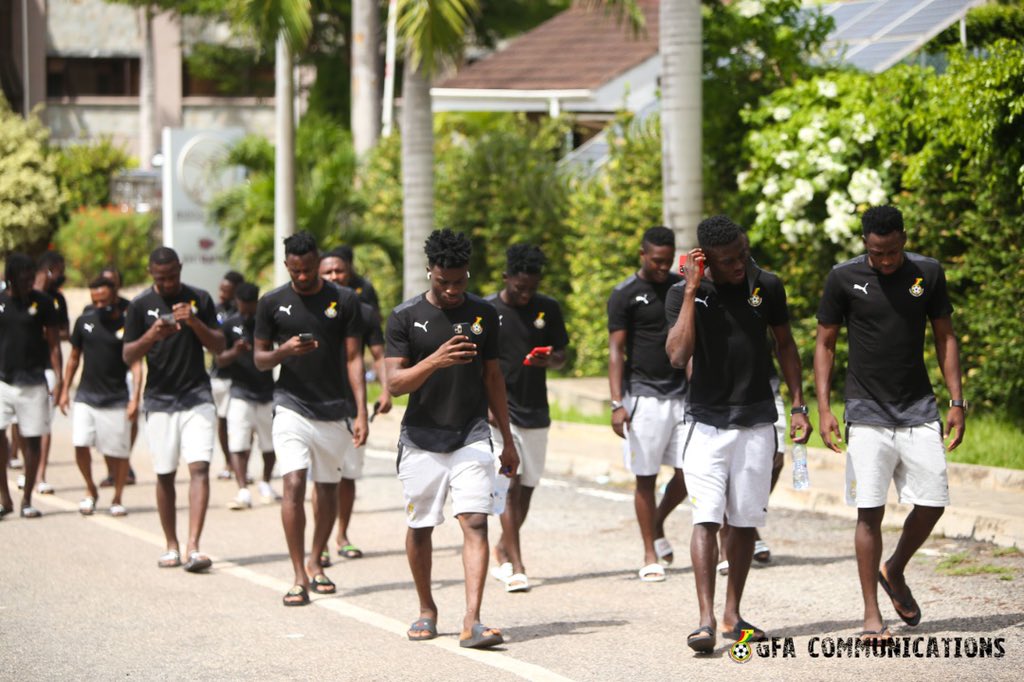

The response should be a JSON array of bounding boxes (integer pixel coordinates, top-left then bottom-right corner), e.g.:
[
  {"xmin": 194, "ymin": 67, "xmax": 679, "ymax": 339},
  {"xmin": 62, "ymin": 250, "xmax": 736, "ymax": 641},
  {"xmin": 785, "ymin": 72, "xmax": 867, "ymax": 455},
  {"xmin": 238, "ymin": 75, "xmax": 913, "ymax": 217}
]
[
  {"xmin": 695, "ymin": 296, "xmax": 709, "ymax": 308},
  {"xmin": 146, "ymin": 308, "xmax": 160, "ymax": 319},
  {"xmin": 853, "ymin": 282, "xmax": 870, "ymax": 295},
  {"xmin": 414, "ymin": 321, "xmax": 429, "ymax": 333},
  {"xmin": 84, "ymin": 323, "xmax": 94, "ymax": 333},
  {"xmin": 635, "ymin": 294, "xmax": 650, "ymax": 304},
  {"xmin": 279, "ymin": 305, "xmax": 293, "ymax": 316},
  {"xmin": 0, "ymin": 304, "xmax": 5, "ymax": 313}
]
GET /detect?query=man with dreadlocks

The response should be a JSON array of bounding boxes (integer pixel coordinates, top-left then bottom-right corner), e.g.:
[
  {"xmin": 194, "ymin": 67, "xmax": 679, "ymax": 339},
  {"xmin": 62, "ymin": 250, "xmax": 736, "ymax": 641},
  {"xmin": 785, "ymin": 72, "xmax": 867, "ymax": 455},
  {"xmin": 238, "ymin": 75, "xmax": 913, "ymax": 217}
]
[
  {"xmin": 385, "ymin": 228, "xmax": 518, "ymax": 649},
  {"xmin": 485, "ymin": 244, "xmax": 569, "ymax": 594}
]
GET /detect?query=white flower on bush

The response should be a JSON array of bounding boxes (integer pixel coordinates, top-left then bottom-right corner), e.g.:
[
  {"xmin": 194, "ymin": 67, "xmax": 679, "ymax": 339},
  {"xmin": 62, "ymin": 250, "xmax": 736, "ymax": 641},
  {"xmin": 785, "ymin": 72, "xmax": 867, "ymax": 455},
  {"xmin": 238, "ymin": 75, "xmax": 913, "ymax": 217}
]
[
  {"xmin": 777, "ymin": 178, "xmax": 815, "ymax": 221},
  {"xmin": 823, "ymin": 191, "xmax": 858, "ymax": 245},
  {"xmin": 737, "ymin": 170, "xmax": 751, "ymax": 190},
  {"xmin": 827, "ymin": 137, "xmax": 846, "ymax": 154},
  {"xmin": 762, "ymin": 176, "xmax": 780, "ymax": 197},
  {"xmin": 773, "ymin": 106, "xmax": 793, "ymax": 122},
  {"xmin": 850, "ymin": 112, "xmax": 878, "ymax": 144},
  {"xmin": 848, "ymin": 168, "xmax": 887, "ymax": 205},
  {"xmin": 814, "ymin": 152, "xmax": 847, "ymax": 177},
  {"xmin": 735, "ymin": 0, "xmax": 764, "ymax": 18},
  {"xmin": 826, "ymin": 191, "xmax": 856, "ymax": 217},
  {"xmin": 817, "ymin": 80, "xmax": 838, "ymax": 98},
  {"xmin": 774, "ymin": 150, "xmax": 799, "ymax": 170},
  {"xmin": 798, "ymin": 126, "xmax": 821, "ymax": 144},
  {"xmin": 811, "ymin": 173, "xmax": 830, "ymax": 191},
  {"xmin": 755, "ymin": 200, "xmax": 768, "ymax": 217}
]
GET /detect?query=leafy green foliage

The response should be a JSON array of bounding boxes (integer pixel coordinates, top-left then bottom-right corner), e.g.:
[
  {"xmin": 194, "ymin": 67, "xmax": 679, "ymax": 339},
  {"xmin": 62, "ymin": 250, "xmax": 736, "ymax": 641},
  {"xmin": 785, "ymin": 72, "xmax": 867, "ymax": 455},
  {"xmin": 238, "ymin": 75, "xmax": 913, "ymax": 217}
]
[
  {"xmin": 398, "ymin": 0, "xmax": 480, "ymax": 76},
  {"xmin": 55, "ymin": 207, "xmax": 155, "ymax": 286},
  {"xmin": 932, "ymin": 1, "xmax": 1024, "ymax": 50},
  {"xmin": 53, "ymin": 139, "xmax": 134, "ymax": 220},
  {"xmin": 0, "ymin": 103, "xmax": 62, "ymax": 253},
  {"xmin": 185, "ymin": 43, "xmax": 274, "ymax": 96}
]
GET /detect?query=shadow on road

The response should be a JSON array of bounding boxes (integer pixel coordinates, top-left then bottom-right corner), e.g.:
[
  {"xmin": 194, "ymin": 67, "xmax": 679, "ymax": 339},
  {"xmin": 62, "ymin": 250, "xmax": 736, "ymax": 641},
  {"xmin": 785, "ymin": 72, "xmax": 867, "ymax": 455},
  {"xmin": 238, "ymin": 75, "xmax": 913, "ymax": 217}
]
[
  {"xmin": 511, "ymin": 618, "xmax": 631, "ymax": 642},
  {"xmin": 773, "ymin": 612, "xmax": 1024, "ymax": 638},
  {"xmin": 768, "ymin": 554, "xmax": 850, "ymax": 568}
]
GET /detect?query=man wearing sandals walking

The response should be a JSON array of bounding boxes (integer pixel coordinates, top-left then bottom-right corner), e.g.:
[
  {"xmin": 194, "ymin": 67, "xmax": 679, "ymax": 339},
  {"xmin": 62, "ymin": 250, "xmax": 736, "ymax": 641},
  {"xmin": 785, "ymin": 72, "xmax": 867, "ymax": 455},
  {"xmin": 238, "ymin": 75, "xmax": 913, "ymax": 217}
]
[
  {"xmin": 59, "ymin": 276, "xmax": 142, "ymax": 517},
  {"xmin": 666, "ymin": 216, "xmax": 811, "ymax": 654},
  {"xmin": 124, "ymin": 247, "xmax": 224, "ymax": 572},
  {"xmin": 254, "ymin": 232, "xmax": 367, "ymax": 607},
  {"xmin": 607, "ymin": 226, "xmax": 690, "ymax": 582},
  {"xmin": 0, "ymin": 253, "xmax": 62, "ymax": 519},
  {"xmin": 814, "ymin": 206, "xmax": 965, "ymax": 643},
  {"xmin": 385, "ymin": 229, "xmax": 518, "ymax": 648},
  {"xmin": 485, "ymin": 244, "xmax": 569, "ymax": 594}
]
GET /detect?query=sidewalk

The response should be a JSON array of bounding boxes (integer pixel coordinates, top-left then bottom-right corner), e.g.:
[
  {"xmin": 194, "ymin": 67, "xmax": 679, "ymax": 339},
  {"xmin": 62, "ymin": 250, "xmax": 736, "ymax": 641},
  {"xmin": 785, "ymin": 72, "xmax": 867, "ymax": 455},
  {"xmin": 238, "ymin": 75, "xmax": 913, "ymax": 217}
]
[{"xmin": 369, "ymin": 378, "xmax": 1024, "ymax": 548}]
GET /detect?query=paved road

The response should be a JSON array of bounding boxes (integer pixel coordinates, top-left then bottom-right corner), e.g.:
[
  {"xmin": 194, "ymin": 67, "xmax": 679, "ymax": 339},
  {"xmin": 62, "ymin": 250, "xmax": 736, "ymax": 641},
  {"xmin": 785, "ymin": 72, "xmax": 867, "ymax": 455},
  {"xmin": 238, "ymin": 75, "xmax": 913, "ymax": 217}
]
[{"xmin": 2, "ymin": 410, "xmax": 1023, "ymax": 680}]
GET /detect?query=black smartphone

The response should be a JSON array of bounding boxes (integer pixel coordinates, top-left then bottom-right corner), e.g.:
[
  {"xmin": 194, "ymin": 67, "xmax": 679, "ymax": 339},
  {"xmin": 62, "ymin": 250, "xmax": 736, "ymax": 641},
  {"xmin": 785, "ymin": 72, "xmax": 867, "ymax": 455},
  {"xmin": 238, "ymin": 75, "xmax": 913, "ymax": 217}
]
[
  {"xmin": 159, "ymin": 313, "xmax": 175, "ymax": 324},
  {"xmin": 297, "ymin": 332, "xmax": 314, "ymax": 343},
  {"xmin": 451, "ymin": 322, "xmax": 468, "ymax": 337}
]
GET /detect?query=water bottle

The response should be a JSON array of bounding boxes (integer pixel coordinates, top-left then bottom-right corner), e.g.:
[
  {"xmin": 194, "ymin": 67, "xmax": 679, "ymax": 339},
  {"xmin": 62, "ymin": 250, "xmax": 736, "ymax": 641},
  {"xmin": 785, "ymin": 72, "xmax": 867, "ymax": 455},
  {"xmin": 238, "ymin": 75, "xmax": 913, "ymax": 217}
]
[
  {"xmin": 792, "ymin": 443, "xmax": 810, "ymax": 490},
  {"xmin": 492, "ymin": 468, "xmax": 511, "ymax": 515}
]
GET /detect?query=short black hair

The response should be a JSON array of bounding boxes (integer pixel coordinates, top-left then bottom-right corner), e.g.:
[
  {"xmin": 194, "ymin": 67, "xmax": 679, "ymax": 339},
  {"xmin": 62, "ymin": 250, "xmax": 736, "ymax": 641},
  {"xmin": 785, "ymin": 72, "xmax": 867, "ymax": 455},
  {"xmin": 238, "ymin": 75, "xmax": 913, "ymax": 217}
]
[
  {"xmin": 149, "ymin": 247, "xmax": 180, "ymax": 266},
  {"xmin": 424, "ymin": 228, "xmax": 472, "ymax": 269},
  {"xmin": 36, "ymin": 251, "xmax": 65, "ymax": 271},
  {"xmin": 697, "ymin": 215, "xmax": 744, "ymax": 250},
  {"xmin": 87, "ymin": 276, "xmax": 116, "ymax": 290},
  {"xmin": 506, "ymin": 244, "xmax": 546, "ymax": 276},
  {"xmin": 5, "ymin": 252, "xmax": 34, "ymax": 286},
  {"xmin": 642, "ymin": 226, "xmax": 675, "ymax": 249},
  {"xmin": 100, "ymin": 264, "xmax": 122, "ymax": 282},
  {"xmin": 223, "ymin": 270, "xmax": 244, "ymax": 286},
  {"xmin": 235, "ymin": 282, "xmax": 259, "ymax": 302},
  {"xmin": 861, "ymin": 205, "xmax": 904, "ymax": 237},
  {"xmin": 321, "ymin": 246, "xmax": 352, "ymax": 264},
  {"xmin": 284, "ymin": 231, "xmax": 318, "ymax": 257}
]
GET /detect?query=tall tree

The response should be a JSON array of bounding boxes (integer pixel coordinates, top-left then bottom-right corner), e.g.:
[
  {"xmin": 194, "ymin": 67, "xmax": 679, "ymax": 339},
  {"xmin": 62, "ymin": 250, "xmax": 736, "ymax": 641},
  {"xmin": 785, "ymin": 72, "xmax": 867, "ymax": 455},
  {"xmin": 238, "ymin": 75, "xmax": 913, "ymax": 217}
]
[{"xmin": 351, "ymin": 0, "xmax": 382, "ymax": 156}]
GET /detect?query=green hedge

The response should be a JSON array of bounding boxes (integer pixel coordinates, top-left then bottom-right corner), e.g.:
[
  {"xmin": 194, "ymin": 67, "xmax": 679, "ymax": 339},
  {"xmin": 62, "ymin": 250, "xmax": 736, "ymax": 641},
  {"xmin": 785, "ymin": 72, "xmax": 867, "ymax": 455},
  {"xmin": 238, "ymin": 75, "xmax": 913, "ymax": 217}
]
[{"xmin": 55, "ymin": 207, "xmax": 154, "ymax": 286}]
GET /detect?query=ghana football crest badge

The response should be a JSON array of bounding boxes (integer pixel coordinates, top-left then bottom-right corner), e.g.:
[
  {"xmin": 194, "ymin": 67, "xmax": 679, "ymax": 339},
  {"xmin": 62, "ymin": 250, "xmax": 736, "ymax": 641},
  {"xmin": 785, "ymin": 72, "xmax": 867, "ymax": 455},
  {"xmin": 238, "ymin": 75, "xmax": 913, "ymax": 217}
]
[
  {"xmin": 190, "ymin": 299, "xmax": 199, "ymax": 315},
  {"xmin": 533, "ymin": 312, "xmax": 546, "ymax": 329},
  {"xmin": 909, "ymin": 277, "xmax": 924, "ymax": 297},
  {"xmin": 325, "ymin": 301, "xmax": 338, "ymax": 318},
  {"xmin": 116, "ymin": 327, "xmax": 125, "ymax": 340},
  {"xmin": 748, "ymin": 287, "xmax": 763, "ymax": 307},
  {"xmin": 28, "ymin": 302, "xmax": 38, "ymax": 316},
  {"xmin": 471, "ymin": 316, "xmax": 484, "ymax": 335}
]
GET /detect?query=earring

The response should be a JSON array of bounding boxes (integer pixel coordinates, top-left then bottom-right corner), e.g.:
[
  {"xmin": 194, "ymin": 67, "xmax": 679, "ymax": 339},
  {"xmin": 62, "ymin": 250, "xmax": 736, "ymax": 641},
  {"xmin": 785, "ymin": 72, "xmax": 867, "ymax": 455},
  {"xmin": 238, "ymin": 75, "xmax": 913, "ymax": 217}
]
[
  {"xmin": 426, "ymin": 272, "xmax": 432, "ymax": 279},
  {"xmin": 467, "ymin": 271, "xmax": 471, "ymax": 279}
]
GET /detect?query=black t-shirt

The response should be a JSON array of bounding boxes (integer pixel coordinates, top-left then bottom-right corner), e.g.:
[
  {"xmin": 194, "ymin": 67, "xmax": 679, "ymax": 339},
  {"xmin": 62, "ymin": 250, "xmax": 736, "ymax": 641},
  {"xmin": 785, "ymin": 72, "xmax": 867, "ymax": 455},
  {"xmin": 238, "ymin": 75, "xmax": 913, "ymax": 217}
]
[
  {"xmin": 42, "ymin": 290, "xmax": 68, "ymax": 370},
  {"xmin": 339, "ymin": 302, "xmax": 385, "ymax": 418},
  {"xmin": 222, "ymin": 312, "xmax": 274, "ymax": 404},
  {"xmin": 83, "ymin": 296, "xmax": 131, "ymax": 316},
  {"xmin": 386, "ymin": 293, "xmax": 500, "ymax": 452},
  {"xmin": 255, "ymin": 281, "xmax": 364, "ymax": 421},
  {"xmin": 209, "ymin": 301, "xmax": 237, "ymax": 378},
  {"xmin": 817, "ymin": 252, "xmax": 953, "ymax": 427},
  {"xmin": 607, "ymin": 273, "xmax": 687, "ymax": 398},
  {"xmin": 124, "ymin": 284, "xmax": 218, "ymax": 413},
  {"xmin": 350, "ymin": 274, "xmax": 380, "ymax": 311},
  {"xmin": 486, "ymin": 292, "xmax": 569, "ymax": 428},
  {"xmin": 665, "ymin": 266, "xmax": 789, "ymax": 428},
  {"xmin": 70, "ymin": 309, "xmax": 129, "ymax": 408},
  {"xmin": 0, "ymin": 290, "xmax": 60, "ymax": 386}
]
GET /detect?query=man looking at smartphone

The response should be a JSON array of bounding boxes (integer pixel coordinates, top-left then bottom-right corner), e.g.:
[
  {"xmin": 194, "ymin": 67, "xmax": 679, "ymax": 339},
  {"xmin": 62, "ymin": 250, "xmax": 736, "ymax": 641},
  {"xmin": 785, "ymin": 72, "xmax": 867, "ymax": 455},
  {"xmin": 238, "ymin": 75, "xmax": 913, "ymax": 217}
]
[
  {"xmin": 485, "ymin": 244, "xmax": 569, "ymax": 593},
  {"xmin": 123, "ymin": 247, "xmax": 224, "ymax": 572},
  {"xmin": 254, "ymin": 232, "xmax": 367, "ymax": 606},
  {"xmin": 385, "ymin": 228, "xmax": 518, "ymax": 648},
  {"xmin": 665, "ymin": 216, "xmax": 811, "ymax": 653},
  {"xmin": 607, "ymin": 226, "xmax": 689, "ymax": 582},
  {"xmin": 212, "ymin": 270, "xmax": 245, "ymax": 481}
]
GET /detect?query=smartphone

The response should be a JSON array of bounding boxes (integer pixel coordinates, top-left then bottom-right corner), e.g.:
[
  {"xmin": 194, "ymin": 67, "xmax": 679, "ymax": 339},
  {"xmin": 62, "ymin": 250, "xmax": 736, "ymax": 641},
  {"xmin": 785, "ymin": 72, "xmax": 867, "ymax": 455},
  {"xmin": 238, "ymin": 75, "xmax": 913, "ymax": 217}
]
[
  {"xmin": 159, "ymin": 313, "xmax": 175, "ymax": 324},
  {"xmin": 523, "ymin": 346, "xmax": 554, "ymax": 366},
  {"xmin": 451, "ymin": 322, "xmax": 468, "ymax": 337},
  {"xmin": 679, "ymin": 254, "xmax": 705, "ymax": 279},
  {"xmin": 370, "ymin": 400, "xmax": 381, "ymax": 423},
  {"xmin": 297, "ymin": 332, "xmax": 314, "ymax": 343}
]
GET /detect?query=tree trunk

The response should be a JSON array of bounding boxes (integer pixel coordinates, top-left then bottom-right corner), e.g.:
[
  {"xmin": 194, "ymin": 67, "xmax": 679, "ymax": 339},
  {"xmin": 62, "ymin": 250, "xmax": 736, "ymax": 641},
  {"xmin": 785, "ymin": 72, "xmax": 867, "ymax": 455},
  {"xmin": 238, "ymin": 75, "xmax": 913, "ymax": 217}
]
[
  {"xmin": 401, "ymin": 59, "xmax": 433, "ymax": 301},
  {"xmin": 351, "ymin": 0, "xmax": 382, "ymax": 156},
  {"xmin": 659, "ymin": 0, "xmax": 702, "ymax": 249},
  {"xmin": 274, "ymin": 34, "xmax": 296, "ymax": 287},
  {"xmin": 139, "ymin": 5, "xmax": 156, "ymax": 169}
]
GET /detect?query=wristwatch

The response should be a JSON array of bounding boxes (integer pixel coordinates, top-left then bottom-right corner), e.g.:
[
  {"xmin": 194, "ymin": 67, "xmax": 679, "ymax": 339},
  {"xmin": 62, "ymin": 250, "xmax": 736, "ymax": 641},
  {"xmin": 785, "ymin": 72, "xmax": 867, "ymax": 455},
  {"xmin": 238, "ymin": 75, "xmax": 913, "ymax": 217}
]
[
  {"xmin": 949, "ymin": 399, "xmax": 968, "ymax": 413},
  {"xmin": 790, "ymin": 405, "xmax": 809, "ymax": 415},
  {"xmin": 611, "ymin": 400, "xmax": 625, "ymax": 412}
]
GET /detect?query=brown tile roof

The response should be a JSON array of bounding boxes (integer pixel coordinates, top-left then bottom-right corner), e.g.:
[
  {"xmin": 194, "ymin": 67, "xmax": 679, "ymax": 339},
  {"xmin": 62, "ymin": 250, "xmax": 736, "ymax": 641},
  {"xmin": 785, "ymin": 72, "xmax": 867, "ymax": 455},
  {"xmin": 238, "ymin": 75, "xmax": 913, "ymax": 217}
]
[{"xmin": 438, "ymin": 0, "xmax": 659, "ymax": 91}]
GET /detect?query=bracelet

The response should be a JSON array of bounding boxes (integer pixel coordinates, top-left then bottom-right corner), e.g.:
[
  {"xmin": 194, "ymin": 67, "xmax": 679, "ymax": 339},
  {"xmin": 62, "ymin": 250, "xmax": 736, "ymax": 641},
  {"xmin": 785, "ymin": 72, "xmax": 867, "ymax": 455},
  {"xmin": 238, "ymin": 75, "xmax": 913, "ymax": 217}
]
[
  {"xmin": 949, "ymin": 399, "xmax": 968, "ymax": 413},
  {"xmin": 611, "ymin": 400, "xmax": 625, "ymax": 412},
  {"xmin": 790, "ymin": 405, "xmax": 809, "ymax": 415}
]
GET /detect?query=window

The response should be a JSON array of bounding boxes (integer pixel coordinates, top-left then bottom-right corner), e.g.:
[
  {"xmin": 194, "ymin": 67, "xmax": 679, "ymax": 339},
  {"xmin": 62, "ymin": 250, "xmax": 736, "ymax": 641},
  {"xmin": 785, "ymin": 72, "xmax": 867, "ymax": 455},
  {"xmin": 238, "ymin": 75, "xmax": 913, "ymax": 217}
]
[{"xmin": 47, "ymin": 57, "xmax": 140, "ymax": 98}]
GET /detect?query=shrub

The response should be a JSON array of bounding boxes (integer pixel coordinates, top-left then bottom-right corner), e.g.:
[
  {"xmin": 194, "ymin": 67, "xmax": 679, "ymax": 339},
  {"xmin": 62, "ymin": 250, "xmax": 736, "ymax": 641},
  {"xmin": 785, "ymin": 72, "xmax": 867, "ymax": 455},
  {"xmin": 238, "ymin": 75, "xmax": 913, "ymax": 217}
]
[
  {"xmin": 0, "ymin": 103, "xmax": 62, "ymax": 253},
  {"xmin": 55, "ymin": 207, "xmax": 154, "ymax": 286},
  {"xmin": 53, "ymin": 138, "xmax": 133, "ymax": 219}
]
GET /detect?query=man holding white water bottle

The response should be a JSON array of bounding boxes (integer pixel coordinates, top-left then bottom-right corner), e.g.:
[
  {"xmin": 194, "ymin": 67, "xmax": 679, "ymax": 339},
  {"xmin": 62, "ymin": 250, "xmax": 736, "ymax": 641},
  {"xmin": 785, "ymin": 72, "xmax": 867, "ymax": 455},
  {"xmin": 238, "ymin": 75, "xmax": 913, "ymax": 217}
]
[{"xmin": 385, "ymin": 228, "xmax": 518, "ymax": 649}]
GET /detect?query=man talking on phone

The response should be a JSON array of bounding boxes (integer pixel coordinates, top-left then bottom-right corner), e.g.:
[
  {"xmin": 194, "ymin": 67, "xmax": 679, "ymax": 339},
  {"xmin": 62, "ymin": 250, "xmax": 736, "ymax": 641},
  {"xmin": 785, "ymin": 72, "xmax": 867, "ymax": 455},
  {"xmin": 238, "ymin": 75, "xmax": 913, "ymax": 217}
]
[{"xmin": 385, "ymin": 228, "xmax": 518, "ymax": 648}]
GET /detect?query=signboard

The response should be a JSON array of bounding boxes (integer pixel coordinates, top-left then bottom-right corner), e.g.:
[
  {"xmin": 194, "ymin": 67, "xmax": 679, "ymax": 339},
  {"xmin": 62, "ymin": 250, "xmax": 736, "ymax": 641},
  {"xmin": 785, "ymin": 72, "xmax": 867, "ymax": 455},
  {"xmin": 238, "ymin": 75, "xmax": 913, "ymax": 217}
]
[{"xmin": 161, "ymin": 127, "xmax": 245, "ymax": 294}]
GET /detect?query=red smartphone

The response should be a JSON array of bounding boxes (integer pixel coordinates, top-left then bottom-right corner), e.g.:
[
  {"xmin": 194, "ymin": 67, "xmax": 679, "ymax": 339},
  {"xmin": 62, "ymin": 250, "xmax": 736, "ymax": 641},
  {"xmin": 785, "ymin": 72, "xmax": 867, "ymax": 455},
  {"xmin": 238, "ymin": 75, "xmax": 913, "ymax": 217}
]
[
  {"xmin": 679, "ymin": 254, "xmax": 704, "ymax": 279},
  {"xmin": 523, "ymin": 346, "xmax": 553, "ymax": 366}
]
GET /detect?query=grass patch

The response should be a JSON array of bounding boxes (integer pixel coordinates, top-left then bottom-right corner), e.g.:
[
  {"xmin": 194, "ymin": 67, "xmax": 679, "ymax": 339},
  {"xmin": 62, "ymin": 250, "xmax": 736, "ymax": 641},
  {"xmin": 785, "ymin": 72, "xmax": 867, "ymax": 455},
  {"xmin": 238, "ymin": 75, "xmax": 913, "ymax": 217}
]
[
  {"xmin": 549, "ymin": 402, "xmax": 610, "ymax": 426},
  {"xmin": 367, "ymin": 381, "xmax": 408, "ymax": 407},
  {"xmin": 936, "ymin": 551, "xmax": 1015, "ymax": 580},
  {"xmin": 936, "ymin": 551, "xmax": 970, "ymax": 570},
  {"xmin": 993, "ymin": 546, "xmax": 1022, "ymax": 558}
]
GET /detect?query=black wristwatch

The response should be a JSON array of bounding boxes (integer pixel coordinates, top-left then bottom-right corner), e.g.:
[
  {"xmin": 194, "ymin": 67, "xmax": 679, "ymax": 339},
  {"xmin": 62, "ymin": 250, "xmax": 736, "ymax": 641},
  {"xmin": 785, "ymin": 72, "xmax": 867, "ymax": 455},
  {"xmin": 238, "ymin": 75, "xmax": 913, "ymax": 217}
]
[
  {"xmin": 949, "ymin": 399, "xmax": 968, "ymax": 413},
  {"xmin": 790, "ymin": 405, "xmax": 809, "ymax": 415},
  {"xmin": 611, "ymin": 400, "xmax": 625, "ymax": 412}
]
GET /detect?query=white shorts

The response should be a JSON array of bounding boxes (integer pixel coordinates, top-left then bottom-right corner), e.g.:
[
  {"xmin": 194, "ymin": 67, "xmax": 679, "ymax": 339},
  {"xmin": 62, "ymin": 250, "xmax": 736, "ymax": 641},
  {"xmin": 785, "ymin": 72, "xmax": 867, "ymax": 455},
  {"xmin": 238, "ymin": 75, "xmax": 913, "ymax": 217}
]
[
  {"xmin": 682, "ymin": 422, "xmax": 775, "ymax": 528},
  {"xmin": 773, "ymin": 387, "xmax": 787, "ymax": 453},
  {"xmin": 344, "ymin": 445, "xmax": 366, "ymax": 481},
  {"xmin": 490, "ymin": 424, "xmax": 548, "ymax": 488},
  {"xmin": 226, "ymin": 399, "xmax": 273, "ymax": 453},
  {"xmin": 211, "ymin": 377, "xmax": 231, "ymax": 417},
  {"xmin": 0, "ymin": 381, "xmax": 51, "ymax": 438},
  {"xmin": 845, "ymin": 422, "xmax": 949, "ymax": 508},
  {"xmin": 397, "ymin": 439, "xmax": 495, "ymax": 528},
  {"xmin": 45, "ymin": 369, "xmax": 58, "ymax": 415},
  {"xmin": 623, "ymin": 395, "xmax": 687, "ymax": 476},
  {"xmin": 272, "ymin": 407, "xmax": 354, "ymax": 484},
  {"xmin": 72, "ymin": 403, "xmax": 131, "ymax": 458},
  {"xmin": 145, "ymin": 403, "xmax": 216, "ymax": 475}
]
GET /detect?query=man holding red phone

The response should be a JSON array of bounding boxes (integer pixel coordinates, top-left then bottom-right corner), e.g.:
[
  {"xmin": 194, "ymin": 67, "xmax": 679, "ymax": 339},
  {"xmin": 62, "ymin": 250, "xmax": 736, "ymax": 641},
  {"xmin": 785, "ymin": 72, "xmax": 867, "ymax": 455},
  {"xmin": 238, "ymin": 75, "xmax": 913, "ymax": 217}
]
[{"xmin": 485, "ymin": 244, "xmax": 569, "ymax": 593}]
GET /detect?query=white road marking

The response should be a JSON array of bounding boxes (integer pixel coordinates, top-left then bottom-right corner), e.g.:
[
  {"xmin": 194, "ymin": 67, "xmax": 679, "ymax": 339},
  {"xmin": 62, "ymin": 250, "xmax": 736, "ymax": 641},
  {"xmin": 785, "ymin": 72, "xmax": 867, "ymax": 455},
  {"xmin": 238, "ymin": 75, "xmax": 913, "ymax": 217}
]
[{"xmin": 21, "ymin": 475, "xmax": 575, "ymax": 682}]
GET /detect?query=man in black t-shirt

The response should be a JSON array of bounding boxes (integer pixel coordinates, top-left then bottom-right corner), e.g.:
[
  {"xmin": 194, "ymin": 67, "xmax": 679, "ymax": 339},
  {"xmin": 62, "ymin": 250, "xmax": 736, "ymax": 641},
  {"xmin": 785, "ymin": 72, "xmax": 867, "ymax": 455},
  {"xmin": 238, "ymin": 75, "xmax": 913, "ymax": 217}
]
[
  {"xmin": 385, "ymin": 229, "xmax": 518, "ymax": 649},
  {"xmin": 815, "ymin": 206, "xmax": 965, "ymax": 640},
  {"xmin": 0, "ymin": 253, "xmax": 62, "ymax": 518},
  {"xmin": 607, "ymin": 226, "xmax": 689, "ymax": 582},
  {"xmin": 254, "ymin": 232, "xmax": 367, "ymax": 607},
  {"xmin": 317, "ymin": 250, "xmax": 392, "ymax": 563},
  {"xmin": 665, "ymin": 216, "xmax": 811, "ymax": 653},
  {"xmin": 58, "ymin": 276, "xmax": 142, "ymax": 517},
  {"xmin": 212, "ymin": 270, "xmax": 244, "ymax": 480},
  {"xmin": 485, "ymin": 244, "xmax": 568, "ymax": 593},
  {"xmin": 124, "ymin": 247, "xmax": 225, "ymax": 573},
  {"xmin": 216, "ymin": 283, "xmax": 279, "ymax": 510},
  {"xmin": 321, "ymin": 245, "xmax": 381, "ymax": 311}
]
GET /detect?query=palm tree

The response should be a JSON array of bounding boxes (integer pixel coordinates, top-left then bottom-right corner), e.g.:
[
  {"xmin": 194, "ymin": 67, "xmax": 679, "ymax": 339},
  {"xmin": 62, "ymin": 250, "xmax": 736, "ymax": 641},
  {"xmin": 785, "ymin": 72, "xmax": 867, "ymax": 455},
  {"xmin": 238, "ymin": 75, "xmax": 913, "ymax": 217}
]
[{"xmin": 351, "ymin": 0, "xmax": 382, "ymax": 156}]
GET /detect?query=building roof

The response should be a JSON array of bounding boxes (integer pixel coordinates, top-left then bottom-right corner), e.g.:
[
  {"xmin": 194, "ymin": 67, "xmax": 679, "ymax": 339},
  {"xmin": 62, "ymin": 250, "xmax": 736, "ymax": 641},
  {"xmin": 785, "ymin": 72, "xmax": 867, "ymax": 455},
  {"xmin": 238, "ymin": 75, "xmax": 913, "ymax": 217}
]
[{"xmin": 438, "ymin": 0, "xmax": 659, "ymax": 91}]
